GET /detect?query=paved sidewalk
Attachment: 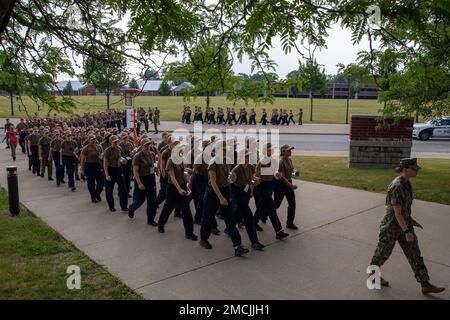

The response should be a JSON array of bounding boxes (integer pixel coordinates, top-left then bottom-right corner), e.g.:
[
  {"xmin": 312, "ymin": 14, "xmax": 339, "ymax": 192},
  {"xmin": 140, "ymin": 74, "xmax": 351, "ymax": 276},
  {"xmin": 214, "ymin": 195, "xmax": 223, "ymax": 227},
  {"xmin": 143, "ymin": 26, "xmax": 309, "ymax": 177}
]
[
  {"xmin": 1, "ymin": 118, "xmax": 349, "ymax": 135},
  {"xmin": 0, "ymin": 149, "xmax": 449, "ymax": 299}
]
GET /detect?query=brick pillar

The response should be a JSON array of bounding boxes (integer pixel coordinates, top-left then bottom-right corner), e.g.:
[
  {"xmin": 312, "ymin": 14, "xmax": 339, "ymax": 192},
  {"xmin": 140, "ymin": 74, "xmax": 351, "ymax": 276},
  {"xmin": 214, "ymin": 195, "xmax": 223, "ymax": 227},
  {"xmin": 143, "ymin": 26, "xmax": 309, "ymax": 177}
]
[{"xmin": 348, "ymin": 115, "xmax": 413, "ymax": 168}]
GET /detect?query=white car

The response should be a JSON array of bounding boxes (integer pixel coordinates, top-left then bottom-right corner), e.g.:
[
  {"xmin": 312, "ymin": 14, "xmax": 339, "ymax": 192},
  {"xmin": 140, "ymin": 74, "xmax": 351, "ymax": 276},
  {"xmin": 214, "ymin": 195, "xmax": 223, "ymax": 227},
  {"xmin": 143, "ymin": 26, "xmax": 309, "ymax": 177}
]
[{"xmin": 412, "ymin": 116, "xmax": 450, "ymax": 140}]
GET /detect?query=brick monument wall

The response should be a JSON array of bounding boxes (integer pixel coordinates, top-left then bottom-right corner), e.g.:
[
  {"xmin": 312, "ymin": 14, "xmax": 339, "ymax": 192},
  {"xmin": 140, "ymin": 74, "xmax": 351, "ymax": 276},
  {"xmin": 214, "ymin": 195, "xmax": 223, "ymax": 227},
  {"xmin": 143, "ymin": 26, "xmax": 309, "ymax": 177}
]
[{"xmin": 349, "ymin": 115, "xmax": 414, "ymax": 168}]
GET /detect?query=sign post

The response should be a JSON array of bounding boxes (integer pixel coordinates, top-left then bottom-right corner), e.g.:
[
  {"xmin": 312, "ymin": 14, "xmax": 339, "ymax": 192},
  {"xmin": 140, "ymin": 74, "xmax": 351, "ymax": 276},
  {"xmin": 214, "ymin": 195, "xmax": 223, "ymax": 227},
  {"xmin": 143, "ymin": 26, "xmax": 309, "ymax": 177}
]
[{"xmin": 121, "ymin": 88, "xmax": 140, "ymax": 146}]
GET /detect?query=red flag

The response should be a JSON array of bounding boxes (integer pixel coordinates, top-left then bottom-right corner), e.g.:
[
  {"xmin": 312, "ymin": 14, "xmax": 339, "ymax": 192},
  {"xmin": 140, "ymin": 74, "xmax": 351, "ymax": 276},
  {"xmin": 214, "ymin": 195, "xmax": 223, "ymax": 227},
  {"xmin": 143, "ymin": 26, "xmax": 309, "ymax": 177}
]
[{"xmin": 132, "ymin": 109, "xmax": 138, "ymax": 146}]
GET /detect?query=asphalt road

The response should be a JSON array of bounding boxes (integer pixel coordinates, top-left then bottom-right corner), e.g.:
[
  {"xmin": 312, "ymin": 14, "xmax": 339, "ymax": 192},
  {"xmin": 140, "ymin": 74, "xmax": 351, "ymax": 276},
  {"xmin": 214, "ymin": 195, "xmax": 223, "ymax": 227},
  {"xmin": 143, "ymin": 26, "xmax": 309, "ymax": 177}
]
[
  {"xmin": 1, "ymin": 126, "xmax": 448, "ymax": 154},
  {"xmin": 279, "ymin": 134, "xmax": 450, "ymax": 153},
  {"xmin": 163, "ymin": 132, "xmax": 449, "ymax": 154}
]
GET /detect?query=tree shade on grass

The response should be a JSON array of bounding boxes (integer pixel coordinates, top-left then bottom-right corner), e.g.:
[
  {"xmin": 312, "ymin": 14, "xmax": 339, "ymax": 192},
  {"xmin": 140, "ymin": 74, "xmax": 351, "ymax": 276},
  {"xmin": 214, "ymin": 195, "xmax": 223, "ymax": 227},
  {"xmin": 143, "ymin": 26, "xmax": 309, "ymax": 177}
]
[
  {"xmin": 292, "ymin": 157, "xmax": 450, "ymax": 205},
  {"xmin": 0, "ymin": 188, "xmax": 142, "ymax": 300}
]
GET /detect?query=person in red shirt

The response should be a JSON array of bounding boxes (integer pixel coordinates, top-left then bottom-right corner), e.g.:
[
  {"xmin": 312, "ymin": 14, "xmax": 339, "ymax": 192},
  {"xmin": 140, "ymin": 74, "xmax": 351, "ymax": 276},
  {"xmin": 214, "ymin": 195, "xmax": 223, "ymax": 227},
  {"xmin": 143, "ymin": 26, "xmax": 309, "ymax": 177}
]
[{"xmin": 2, "ymin": 126, "xmax": 18, "ymax": 161}]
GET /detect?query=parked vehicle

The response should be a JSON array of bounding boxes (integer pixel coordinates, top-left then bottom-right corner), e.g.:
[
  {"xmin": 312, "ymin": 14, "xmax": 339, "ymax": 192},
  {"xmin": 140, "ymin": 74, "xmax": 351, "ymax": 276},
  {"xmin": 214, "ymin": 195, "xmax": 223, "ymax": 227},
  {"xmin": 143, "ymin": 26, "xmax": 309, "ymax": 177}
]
[{"xmin": 412, "ymin": 116, "xmax": 450, "ymax": 140}]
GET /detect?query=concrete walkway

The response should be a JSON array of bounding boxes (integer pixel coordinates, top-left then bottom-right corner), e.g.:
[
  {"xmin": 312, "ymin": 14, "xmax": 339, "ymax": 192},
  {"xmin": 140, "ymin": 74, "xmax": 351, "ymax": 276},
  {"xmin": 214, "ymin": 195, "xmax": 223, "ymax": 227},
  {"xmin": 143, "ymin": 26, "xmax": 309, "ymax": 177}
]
[{"xmin": 0, "ymin": 149, "xmax": 449, "ymax": 300}]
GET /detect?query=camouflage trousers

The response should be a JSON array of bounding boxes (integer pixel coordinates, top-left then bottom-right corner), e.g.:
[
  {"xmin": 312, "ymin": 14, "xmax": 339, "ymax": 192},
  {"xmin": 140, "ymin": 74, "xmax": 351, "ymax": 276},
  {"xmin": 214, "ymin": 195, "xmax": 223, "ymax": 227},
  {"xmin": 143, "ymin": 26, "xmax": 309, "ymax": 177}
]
[{"xmin": 370, "ymin": 227, "xmax": 430, "ymax": 283}]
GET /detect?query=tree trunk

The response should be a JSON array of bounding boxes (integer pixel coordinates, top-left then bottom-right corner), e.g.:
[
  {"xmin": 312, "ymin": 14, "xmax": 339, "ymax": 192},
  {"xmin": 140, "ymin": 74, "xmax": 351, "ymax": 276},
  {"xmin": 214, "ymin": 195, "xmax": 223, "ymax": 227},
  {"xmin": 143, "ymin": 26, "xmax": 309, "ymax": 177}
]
[
  {"xmin": 106, "ymin": 92, "xmax": 110, "ymax": 110},
  {"xmin": 206, "ymin": 93, "xmax": 210, "ymax": 108},
  {"xmin": 9, "ymin": 91, "xmax": 14, "ymax": 115},
  {"xmin": 309, "ymin": 91, "xmax": 313, "ymax": 122},
  {"xmin": 415, "ymin": 110, "xmax": 419, "ymax": 123},
  {"xmin": 0, "ymin": 0, "xmax": 16, "ymax": 37}
]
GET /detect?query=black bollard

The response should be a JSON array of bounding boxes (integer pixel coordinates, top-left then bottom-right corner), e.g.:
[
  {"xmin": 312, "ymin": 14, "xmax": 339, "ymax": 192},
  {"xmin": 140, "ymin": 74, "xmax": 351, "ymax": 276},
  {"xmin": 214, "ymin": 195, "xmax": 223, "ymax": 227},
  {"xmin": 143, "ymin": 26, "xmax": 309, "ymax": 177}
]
[{"xmin": 7, "ymin": 166, "xmax": 20, "ymax": 216}]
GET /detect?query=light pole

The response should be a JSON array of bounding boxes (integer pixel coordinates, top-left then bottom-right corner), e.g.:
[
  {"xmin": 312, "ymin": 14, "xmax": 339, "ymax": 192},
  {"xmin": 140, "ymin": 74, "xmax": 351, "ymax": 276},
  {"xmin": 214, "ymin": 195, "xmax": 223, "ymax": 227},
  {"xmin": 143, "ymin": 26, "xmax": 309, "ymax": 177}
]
[{"xmin": 346, "ymin": 81, "xmax": 350, "ymax": 125}]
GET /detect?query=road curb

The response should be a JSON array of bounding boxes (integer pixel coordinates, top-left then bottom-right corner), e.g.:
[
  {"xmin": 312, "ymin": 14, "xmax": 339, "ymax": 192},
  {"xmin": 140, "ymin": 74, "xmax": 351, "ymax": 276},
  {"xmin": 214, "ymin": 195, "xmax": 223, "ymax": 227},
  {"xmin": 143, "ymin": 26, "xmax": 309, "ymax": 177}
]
[{"xmin": 157, "ymin": 129, "xmax": 349, "ymax": 136}]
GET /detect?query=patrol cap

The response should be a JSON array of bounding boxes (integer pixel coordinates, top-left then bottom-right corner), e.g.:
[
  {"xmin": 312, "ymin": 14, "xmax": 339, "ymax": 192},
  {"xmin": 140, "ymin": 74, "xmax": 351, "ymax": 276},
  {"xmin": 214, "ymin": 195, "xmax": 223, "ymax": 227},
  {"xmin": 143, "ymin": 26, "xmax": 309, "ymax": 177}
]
[
  {"xmin": 400, "ymin": 158, "xmax": 421, "ymax": 171},
  {"xmin": 140, "ymin": 138, "xmax": 151, "ymax": 146},
  {"xmin": 170, "ymin": 139, "xmax": 180, "ymax": 147},
  {"xmin": 202, "ymin": 139, "xmax": 212, "ymax": 149},
  {"xmin": 109, "ymin": 135, "xmax": 119, "ymax": 143},
  {"xmin": 280, "ymin": 144, "xmax": 295, "ymax": 153}
]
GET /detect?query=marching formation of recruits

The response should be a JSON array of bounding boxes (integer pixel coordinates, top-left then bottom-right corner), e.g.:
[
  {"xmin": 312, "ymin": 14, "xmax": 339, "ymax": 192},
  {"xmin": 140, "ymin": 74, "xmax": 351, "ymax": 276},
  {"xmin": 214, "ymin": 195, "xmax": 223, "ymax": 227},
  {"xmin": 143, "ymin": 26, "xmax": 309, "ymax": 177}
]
[
  {"xmin": 182, "ymin": 106, "xmax": 304, "ymax": 126},
  {"xmin": 2, "ymin": 117, "xmax": 446, "ymax": 294},
  {"xmin": 2, "ymin": 116, "xmax": 301, "ymax": 257}
]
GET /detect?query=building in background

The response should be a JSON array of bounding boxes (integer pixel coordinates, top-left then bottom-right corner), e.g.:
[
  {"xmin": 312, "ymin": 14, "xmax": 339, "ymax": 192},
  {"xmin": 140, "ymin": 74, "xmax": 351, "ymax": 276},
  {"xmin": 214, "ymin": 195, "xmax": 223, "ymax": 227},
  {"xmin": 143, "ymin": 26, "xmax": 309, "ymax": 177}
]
[
  {"xmin": 48, "ymin": 79, "xmax": 191, "ymax": 97},
  {"xmin": 133, "ymin": 80, "xmax": 175, "ymax": 96},
  {"xmin": 171, "ymin": 82, "xmax": 195, "ymax": 96},
  {"xmin": 272, "ymin": 82, "xmax": 380, "ymax": 99},
  {"xmin": 48, "ymin": 79, "xmax": 378, "ymax": 100},
  {"xmin": 48, "ymin": 80, "xmax": 96, "ymax": 96}
]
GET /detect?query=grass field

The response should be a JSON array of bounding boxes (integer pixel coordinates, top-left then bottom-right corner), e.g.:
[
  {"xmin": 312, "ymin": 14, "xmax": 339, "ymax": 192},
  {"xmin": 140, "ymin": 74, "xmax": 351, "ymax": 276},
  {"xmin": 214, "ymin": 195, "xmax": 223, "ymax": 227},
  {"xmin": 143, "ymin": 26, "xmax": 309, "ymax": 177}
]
[
  {"xmin": 0, "ymin": 95, "xmax": 385, "ymax": 123},
  {"xmin": 292, "ymin": 156, "xmax": 450, "ymax": 205},
  {"xmin": 0, "ymin": 188, "xmax": 142, "ymax": 300}
]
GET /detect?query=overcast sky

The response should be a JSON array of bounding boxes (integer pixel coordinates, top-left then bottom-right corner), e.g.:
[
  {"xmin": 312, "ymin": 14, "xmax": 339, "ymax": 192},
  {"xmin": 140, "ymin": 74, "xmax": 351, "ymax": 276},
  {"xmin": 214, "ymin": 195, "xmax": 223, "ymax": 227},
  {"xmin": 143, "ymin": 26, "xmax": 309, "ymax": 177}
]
[
  {"xmin": 232, "ymin": 24, "xmax": 380, "ymax": 78},
  {"xmin": 59, "ymin": 18, "xmax": 380, "ymax": 81}
]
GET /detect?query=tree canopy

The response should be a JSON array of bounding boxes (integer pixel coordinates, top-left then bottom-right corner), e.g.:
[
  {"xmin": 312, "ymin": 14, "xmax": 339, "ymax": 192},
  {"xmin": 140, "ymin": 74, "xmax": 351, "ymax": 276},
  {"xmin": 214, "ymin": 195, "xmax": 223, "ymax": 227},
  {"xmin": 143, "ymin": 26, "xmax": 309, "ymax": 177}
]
[
  {"xmin": 128, "ymin": 78, "xmax": 139, "ymax": 89},
  {"xmin": 79, "ymin": 45, "xmax": 127, "ymax": 110},
  {"xmin": 298, "ymin": 58, "xmax": 328, "ymax": 121},
  {"xmin": 62, "ymin": 81, "xmax": 73, "ymax": 96},
  {"xmin": 167, "ymin": 35, "xmax": 234, "ymax": 107},
  {"xmin": 143, "ymin": 68, "xmax": 160, "ymax": 80},
  {"xmin": 158, "ymin": 80, "xmax": 171, "ymax": 96},
  {"xmin": 0, "ymin": 0, "xmax": 448, "ymax": 116}
]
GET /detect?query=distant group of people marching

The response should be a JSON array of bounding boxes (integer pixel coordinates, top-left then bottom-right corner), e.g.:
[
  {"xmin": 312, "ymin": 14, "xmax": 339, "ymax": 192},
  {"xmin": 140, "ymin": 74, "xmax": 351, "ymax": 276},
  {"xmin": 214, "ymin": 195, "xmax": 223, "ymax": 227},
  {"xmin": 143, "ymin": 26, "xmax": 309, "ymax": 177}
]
[
  {"xmin": 134, "ymin": 107, "xmax": 161, "ymax": 134},
  {"xmin": 181, "ymin": 106, "xmax": 304, "ymax": 126},
  {"xmin": 2, "ymin": 113, "xmax": 300, "ymax": 256}
]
